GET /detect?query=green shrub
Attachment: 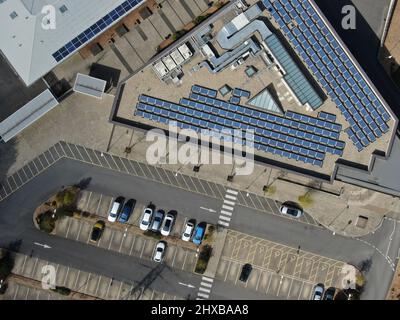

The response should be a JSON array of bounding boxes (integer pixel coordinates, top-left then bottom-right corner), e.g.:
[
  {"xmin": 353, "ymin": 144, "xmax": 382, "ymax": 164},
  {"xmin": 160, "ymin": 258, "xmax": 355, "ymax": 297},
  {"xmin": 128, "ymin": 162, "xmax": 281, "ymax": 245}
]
[
  {"xmin": 195, "ymin": 245, "xmax": 213, "ymax": 274},
  {"xmin": 204, "ymin": 225, "xmax": 215, "ymax": 240},
  {"xmin": 143, "ymin": 230, "xmax": 162, "ymax": 240},
  {"xmin": 55, "ymin": 188, "xmax": 78, "ymax": 208},
  {"xmin": 51, "ymin": 286, "xmax": 71, "ymax": 296},
  {"xmin": 37, "ymin": 212, "xmax": 56, "ymax": 233},
  {"xmin": 172, "ymin": 30, "xmax": 187, "ymax": 41},
  {"xmin": 194, "ymin": 15, "xmax": 209, "ymax": 25}
]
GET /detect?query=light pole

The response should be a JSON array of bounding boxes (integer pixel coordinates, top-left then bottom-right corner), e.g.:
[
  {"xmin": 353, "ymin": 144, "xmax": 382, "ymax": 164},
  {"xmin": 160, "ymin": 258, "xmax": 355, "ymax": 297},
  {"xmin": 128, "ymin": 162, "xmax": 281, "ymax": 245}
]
[{"xmin": 245, "ymin": 168, "xmax": 267, "ymax": 196}]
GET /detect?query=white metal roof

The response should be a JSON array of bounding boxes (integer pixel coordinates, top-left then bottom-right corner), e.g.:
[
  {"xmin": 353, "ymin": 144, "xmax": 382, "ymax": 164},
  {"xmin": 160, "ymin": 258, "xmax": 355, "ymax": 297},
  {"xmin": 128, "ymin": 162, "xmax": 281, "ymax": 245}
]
[
  {"xmin": 0, "ymin": 89, "xmax": 58, "ymax": 142},
  {"xmin": 0, "ymin": 0, "xmax": 143, "ymax": 86},
  {"xmin": 73, "ymin": 73, "xmax": 107, "ymax": 98}
]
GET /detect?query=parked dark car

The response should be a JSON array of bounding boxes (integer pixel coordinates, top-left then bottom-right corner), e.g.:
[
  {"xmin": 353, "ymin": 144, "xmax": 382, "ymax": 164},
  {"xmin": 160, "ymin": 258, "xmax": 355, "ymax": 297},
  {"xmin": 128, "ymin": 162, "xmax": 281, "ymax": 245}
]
[
  {"xmin": 118, "ymin": 199, "xmax": 136, "ymax": 223},
  {"xmin": 239, "ymin": 263, "xmax": 253, "ymax": 282},
  {"xmin": 90, "ymin": 221, "xmax": 105, "ymax": 242},
  {"xmin": 324, "ymin": 287, "xmax": 336, "ymax": 300},
  {"xmin": 151, "ymin": 210, "xmax": 165, "ymax": 232}
]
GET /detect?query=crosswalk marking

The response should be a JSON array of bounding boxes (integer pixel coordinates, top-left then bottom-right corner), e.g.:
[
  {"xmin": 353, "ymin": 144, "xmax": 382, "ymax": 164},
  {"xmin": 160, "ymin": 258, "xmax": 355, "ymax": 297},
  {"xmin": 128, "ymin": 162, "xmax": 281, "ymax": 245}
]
[
  {"xmin": 222, "ymin": 204, "xmax": 234, "ymax": 211},
  {"xmin": 219, "ymin": 215, "xmax": 231, "ymax": 222},
  {"xmin": 226, "ymin": 189, "xmax": 238, "ymax": 196},
  {"xmin": 220, "ymin": 210, "xmax": 232, "ymax": 216},
  {"xmin": 200, "ymin": 282, "xmax": 213, "ymax": 288},
  {"xmin": 202, "ymin": 276, "xmax": 214, "ymax": 283},
  {"xmin": 225, "ymin": 194, "xmax": 237, "ymax": 200},
  {"xmin": 197, "ymin": 292, "xmax": 209, "ymax": 299},
  {"xmin": 218, "ymin": 220, "xmax": 230, "ymax": 227},
  {"xmin": 199, "ymin": 287, "xmax": 211, "ymax": 293},
  {"xmin": 196, "ymin": 276, "xmax": 215, "ymax": 300},
  {"xmin": 223, "ymin": 200, "xmax": 235, "ymax": 206}
]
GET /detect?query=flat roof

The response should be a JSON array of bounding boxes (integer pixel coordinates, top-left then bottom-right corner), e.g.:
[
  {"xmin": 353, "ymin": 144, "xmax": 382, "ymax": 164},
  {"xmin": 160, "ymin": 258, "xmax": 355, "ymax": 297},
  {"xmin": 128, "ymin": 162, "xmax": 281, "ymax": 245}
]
[
  {"xmin": 0, "ymin": 0, "xmax": 144, "ymax": 86},
  {"xmin": 73, "ymin": 73, "xmax": 107, "ymax": 99}
]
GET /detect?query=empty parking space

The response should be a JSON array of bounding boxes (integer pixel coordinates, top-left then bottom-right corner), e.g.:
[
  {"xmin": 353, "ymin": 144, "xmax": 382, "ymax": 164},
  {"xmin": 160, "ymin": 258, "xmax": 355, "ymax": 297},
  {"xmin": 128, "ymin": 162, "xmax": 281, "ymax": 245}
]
[{"xmin": 215, "ymin": 230, "xmax": 346, "ymax": 300}]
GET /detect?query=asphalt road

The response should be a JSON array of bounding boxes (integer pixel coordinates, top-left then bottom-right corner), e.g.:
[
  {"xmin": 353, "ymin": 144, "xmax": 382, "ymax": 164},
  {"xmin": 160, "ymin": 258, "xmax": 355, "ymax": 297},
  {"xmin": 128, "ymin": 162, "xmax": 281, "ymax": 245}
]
[{"xmin": 0, "ymin": 158, "xmax": 399, "ymax": 300}]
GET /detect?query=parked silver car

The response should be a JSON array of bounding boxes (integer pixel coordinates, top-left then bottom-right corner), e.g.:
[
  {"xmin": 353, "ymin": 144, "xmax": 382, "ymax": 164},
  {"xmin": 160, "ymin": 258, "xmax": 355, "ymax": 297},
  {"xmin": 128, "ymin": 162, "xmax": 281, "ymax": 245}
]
[
  {"xmin": 312, "ymin": 283, "xmax": 325, "ymax": 300},
  {"xmin": 161, "ymin": 214, "xmax": 174, "ymax": 236},
  {"xmin": 150, "ymin": 210, "xmax": 164, "ymax": 232}
]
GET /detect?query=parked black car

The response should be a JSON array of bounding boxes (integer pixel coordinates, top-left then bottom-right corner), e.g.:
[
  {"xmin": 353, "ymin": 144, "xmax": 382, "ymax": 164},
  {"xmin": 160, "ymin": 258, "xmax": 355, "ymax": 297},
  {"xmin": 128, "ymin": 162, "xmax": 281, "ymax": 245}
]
[{"xmin": 239, "ymin": 263, "xmax": 253, "ymax": 282}]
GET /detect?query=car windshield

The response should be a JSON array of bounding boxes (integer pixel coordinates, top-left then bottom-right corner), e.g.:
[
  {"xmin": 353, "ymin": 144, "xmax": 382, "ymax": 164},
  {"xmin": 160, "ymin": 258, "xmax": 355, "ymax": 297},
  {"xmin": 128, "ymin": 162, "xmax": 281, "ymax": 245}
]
[
  {"xmin": 110, "ymin": 213, "xmax": 117, "ymax": 218},
  {"xmin": 142, "ymin": 220, "xmax": 149, "ymax": 226},
  {"xmin": 157, "ymin": 248, "xmax": 163, "ymax": 252},
  {"xmin": 287, "ymin": 208, "xmax": 298, "ymax": 216},
  {"xmin": 165, "ymin": 220, "xmax": 171, "ymax": 228}
]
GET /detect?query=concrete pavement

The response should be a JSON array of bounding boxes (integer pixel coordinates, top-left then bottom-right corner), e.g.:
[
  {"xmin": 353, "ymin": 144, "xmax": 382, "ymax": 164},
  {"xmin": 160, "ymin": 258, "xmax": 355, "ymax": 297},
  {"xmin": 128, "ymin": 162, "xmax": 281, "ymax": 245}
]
[{"xmin": 0, "ymin": 157, "xmax": 399, "ymax": 299}]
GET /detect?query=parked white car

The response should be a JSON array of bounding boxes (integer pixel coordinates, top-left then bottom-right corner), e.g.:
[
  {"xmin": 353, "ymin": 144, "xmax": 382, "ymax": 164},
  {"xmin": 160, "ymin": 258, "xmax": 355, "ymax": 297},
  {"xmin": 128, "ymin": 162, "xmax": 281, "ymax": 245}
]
[
  {"xmin": 181, "ymin": 221, "xmax": 195, "ymax": 242},
  {"xmin": 139, "ymin": 207, "xmax": 153, "ymax": 231},
  {"xmin": 160, "ymin": 214, "xmax": 174, "ymax": 236},
  {"xmin": 107, "ymin": 197, "xmax": 124, "ymax": 222},
  {"xmin": 153, "ymin": 241, "xmax": 166, "ymax": 263},
  {"xmin": 279, "ymin": 204, "xmax": 303, "ymax": 218}
]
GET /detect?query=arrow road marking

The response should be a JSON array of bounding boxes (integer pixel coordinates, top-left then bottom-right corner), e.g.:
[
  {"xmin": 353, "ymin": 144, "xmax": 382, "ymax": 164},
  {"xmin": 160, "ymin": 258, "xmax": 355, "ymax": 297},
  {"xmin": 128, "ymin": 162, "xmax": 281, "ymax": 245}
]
[
  {"xmin": 34, "ymin": 242, "xmax": 51, "ymax": 249},
  {"xmin": 200, "ymin": 207, "xmax": 216, "ymax": 213},
  {"xmin": 178, "ymin": 282, "xmax": 196, "ymax": 289}
]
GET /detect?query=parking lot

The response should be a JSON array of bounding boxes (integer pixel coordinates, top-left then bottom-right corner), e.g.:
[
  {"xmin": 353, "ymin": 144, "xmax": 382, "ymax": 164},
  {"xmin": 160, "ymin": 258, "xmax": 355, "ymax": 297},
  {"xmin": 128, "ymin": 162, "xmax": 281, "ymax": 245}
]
[
  {"xmin": 215, "ymin": 230, "xmax": 346, "ymax": 300},
  {"xmin": 54, "ymin": 190, "xmax": 199, "ymax": 272},
  {"xmin": 3, "ymin": 253, "xmax": 183, "ymax": 300}
]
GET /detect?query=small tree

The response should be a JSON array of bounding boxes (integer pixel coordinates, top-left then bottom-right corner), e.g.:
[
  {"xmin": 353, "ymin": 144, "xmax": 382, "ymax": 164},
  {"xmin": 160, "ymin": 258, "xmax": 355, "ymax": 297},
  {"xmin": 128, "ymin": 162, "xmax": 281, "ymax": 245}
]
[{"xmin": 298, "ymin": 192, "xmax": 313, "ymax": 208}]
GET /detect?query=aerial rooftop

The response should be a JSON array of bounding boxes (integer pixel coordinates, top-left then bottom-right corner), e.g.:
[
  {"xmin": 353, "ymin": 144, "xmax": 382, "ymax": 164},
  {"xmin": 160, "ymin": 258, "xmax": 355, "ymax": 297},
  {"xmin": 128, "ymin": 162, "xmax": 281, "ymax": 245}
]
[
  {"xmin": 0, "ymin": 0, "xmax": 144, "ymax": 86},
  {"xmin": 112, "ymin": 0, "xmax": 397, "ymax": 179}
]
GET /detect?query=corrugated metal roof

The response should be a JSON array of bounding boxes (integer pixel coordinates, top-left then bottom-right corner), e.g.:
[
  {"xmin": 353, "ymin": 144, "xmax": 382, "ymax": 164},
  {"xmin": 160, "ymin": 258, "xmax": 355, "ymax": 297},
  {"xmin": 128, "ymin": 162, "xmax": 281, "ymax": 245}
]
[
  {"xmin": 0, "ymin": 89, "xmax": 58, "ymax": 142},
  {"xmin": 73, "ymin": 73, "xmax": 107, "ymax": 99},
  {"xmin": 264, "ymin": 34, "xmax": 323, "ymax": 110}
]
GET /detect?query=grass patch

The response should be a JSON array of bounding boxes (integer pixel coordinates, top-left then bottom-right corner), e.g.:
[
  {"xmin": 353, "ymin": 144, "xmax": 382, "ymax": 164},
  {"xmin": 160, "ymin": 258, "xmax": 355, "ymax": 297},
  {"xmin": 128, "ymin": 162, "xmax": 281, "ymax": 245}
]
[
  {"xmin": 298, "ymin": 192, "xmax": 313, "ymax": 208},
  {"xmin": 263, "ymin": 185, "xmax": 276, "ymax": 195},
  {"xmin": 195, "ymin": 245, "xmax": 213, "ymax": 274},
  {"xmin": 37, "ymin": 211, "xmax": 56, "ymax": 234},
  {"xmin": 143, "ymin": 230, "xmax": 162, "ymax": 240}
]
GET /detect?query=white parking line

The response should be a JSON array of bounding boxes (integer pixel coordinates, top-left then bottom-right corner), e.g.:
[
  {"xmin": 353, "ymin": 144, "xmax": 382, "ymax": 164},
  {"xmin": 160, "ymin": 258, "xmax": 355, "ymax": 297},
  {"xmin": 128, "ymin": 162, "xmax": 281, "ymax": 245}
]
[
  {"xmin": 255, "ymin": 271, "xmax": 262, "ymax": 291},
  {"xmin": 171, "ymin": 248, "xmax": 178, "ymax": 268},
  {"xmin": 76, "ymin": 223, "xmax": 83, "ymax": 241},
  {"xmin": 65, "ymin": 218, "xmax": 73, "ymax": 238},
  {"xmin": 25, "ymin": 287, "xmax": 30, "ymax": 300},
  {"xmin": 140, "ymin": 239, "xmax": 147, "ymax": 258},
  {"xmin": 105, "ymin": 278, "xmax": 113, "ymax": 298},
  {"xmin": 116, "ymin": 282, "xmax": 123, "ymax": 300},
  {"xmin": 94, "ymin": 276, "xmax": 102, "ymax": 296},
  {"xmin": 129, "ymin": 235, "xmax": 137, "ymax": 256},
  {"xmin": 63, "ymin": 267, "xmax": 70, "ymax": 286},
  {"xmin": 119, "ymin": 233, "xmax": 126, "ymax": 253},
  {"xmin": 74, "ymin": 270, "xmax": 81, "ymax": 290},
  {"xmin": 13, "ymin": 285, "xmax": 20, "ymax": 300},
  {"xmin": 150, "ymin": 289, "xmax": 155, "ymax": 300},
  {"xmin": 95, "ymin": 194, "xmax": 103, "ymax": 214},
  {"xmin": 84, "ymin": 273, "xmax": 91, "ymax": 293},
  {"xmin": 108, "ymin": 231, "xmax": 115, "ymax": 250},
  {"xmin": 182, "ymin": 250, "xmax": 189, "ymax": 270}
]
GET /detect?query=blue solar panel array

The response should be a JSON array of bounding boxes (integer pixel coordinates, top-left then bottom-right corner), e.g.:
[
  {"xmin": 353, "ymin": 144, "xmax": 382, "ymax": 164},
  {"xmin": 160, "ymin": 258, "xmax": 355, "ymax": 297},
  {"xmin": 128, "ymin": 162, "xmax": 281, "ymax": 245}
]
[
  {"xmin": 232, "ymin": 88, "xmax": 251, "ymax": 99},
  {"xmin": 230, "ymin": 96, "xmax": 241, "ymax": 104},
  {"xmin": 192, "ymin": 85, "xmax": 218, "ymax": 98},
  {"xmin": 52, "ymin": 0, "xmax": 144, "ymax": 62},
  {"xmin": 262, "ymin": 0, "xmax": 392, "ymax": 151},
  {"xmin": 318, "ymin": 111, "xmax": 337, "ymax": 123},
  {"xmin": 134, "ymin": 90, "xmax": 346, "ymax": 167}
]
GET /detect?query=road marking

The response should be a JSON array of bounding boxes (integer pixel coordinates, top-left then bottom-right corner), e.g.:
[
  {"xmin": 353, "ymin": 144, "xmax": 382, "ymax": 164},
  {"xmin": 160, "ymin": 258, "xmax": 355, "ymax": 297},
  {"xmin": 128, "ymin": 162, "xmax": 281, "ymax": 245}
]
[
  {"xmin": 218, "ymin": 220, "xmax": 230, "ymax": 227},
  {"xmin": 63, "ymin": 267, "xmax": 70, "ymax": 286},
  {"xmin": 223, "ymin": 200, "xmax": 235, "ymax": 206},
  {"xmin": 219, "ymin": 215, "xmax": 231, "ymax": 222},
  {"xmin": 171, "ymin": 248, "xmax": 178, "ymax": 268},
  {"xmin": 202, "ymin": 276, "xmax": 214, "ymax": 283},
  {"xmin": 76, "ymin": 222, "xmax": 83, "ymax": 241},
  {"xmin": 182, "ymin": 250, "xmax": 189, "ymax": 270},
  {"xmin": 227, "ymin": 189, "xmax": 238, "ymax": 196},
  {"xmin": 140, "ymin": 239, "xmax": 147, "ymax": 258},
  {"xmin": 225, "ymin": 194, "xmax": 237, "ymax": 201},
  {"xmin": 199, "ymin": 287, "xmax": 211, "ymax": 293},
  {"xmin": 220, "ymin": 210, "xmax": 233, "ymax": 216},
  {"xmin": 197, "ymin": 292, "xmax": 209, "ymax": 299},
  {"xmin": 222, "ymin": 204, "xmax": 234, "ymax": 211},
  {"xmin": 65, "ymin": 218, "xmax": 73, "ymax": 238},
  {"xmin": 200, "ymin": 282, "xmax": 212, "ymax": 288},
  {"xmin": 129, "ymin": 235, "xmax": 137, "ymax": 256},
  {"xmin": 108, "ymin": 231, "xmax": 115, "ymax": 250}
]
